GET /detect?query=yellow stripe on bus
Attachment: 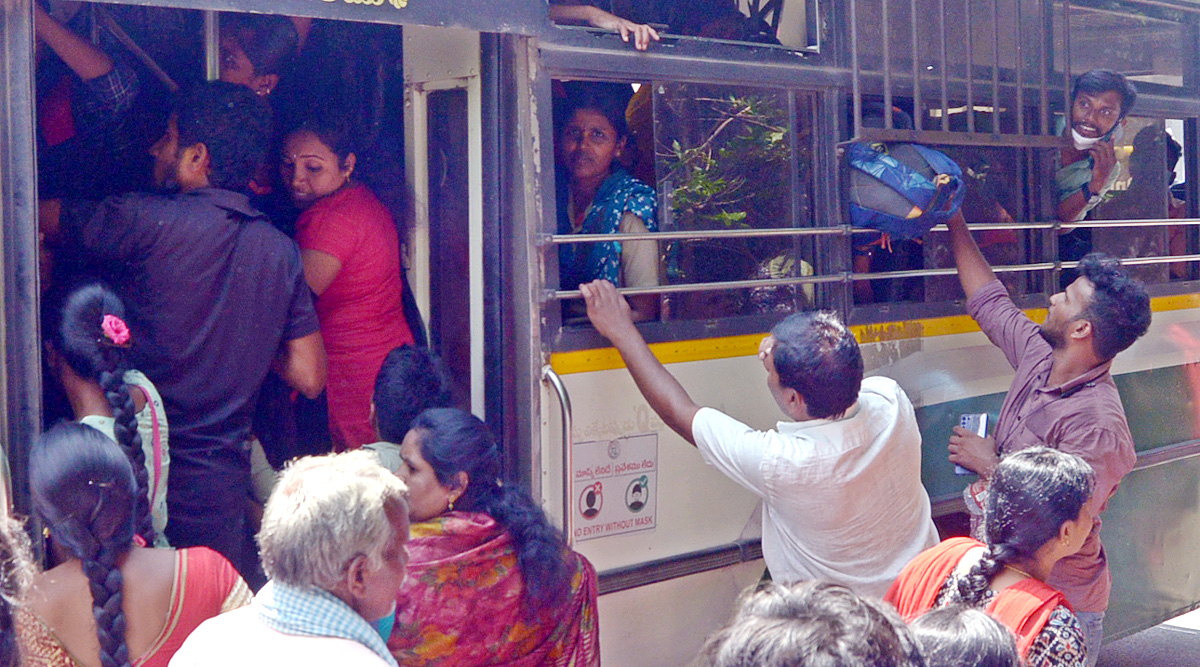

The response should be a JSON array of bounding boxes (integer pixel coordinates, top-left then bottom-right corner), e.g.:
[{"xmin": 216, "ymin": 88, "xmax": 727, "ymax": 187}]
[{"xmin": 549, "ymin": 294, "xmax": 1198, "ymax": 375}]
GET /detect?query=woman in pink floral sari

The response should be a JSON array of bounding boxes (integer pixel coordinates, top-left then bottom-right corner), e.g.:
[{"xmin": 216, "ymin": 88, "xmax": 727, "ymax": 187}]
[{"xmin": 388, "ymin": 408, "xmax": 600, "ymax": 667}]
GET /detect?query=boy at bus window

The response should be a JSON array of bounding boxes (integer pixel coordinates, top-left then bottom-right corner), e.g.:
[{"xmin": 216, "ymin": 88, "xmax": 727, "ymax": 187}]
[
  {"xmin": 944, "ymin": 212, "xmax": 1151, "ymax": 665},
  {"xmin": 1056, "ymin": 70, "xmax": 1138, "ymax": 269},
  {"xmin": 39, "ymin": 81, "xmax": 327, "ymax": 584},
  {"xmin": 581, "ymin": 279, "xmax": 940, "ymax": 598}
]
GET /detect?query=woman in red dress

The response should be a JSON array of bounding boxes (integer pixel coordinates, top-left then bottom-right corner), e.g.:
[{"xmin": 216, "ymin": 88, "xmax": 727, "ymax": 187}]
[{"xmin": 281, "ymin": 119, "xmax": 416, "ymax": 450}]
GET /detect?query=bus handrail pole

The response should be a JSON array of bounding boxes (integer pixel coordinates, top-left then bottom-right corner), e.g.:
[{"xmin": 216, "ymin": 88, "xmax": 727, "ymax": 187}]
[{"xmin": 542, "ymin": 366, "xmax": 575, "ymax": 546}]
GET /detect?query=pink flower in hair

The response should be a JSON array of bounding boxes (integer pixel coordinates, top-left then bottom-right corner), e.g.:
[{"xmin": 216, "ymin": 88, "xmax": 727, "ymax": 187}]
[{"xmin": 101, "ymin": 314, "xmax": 131, "ymax": 346}]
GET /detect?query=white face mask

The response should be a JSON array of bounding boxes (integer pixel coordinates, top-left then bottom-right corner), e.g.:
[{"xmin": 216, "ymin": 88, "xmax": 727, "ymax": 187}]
[{"xmin": 1072, "ymin": 123, "xmax": 1124, "ymax": 151}]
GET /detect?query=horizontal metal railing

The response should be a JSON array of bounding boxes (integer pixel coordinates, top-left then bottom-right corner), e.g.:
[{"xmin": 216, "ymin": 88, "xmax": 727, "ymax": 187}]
[{"xmin": 544, "ymin": 218, "xmax": 1200, "ymax": 300}]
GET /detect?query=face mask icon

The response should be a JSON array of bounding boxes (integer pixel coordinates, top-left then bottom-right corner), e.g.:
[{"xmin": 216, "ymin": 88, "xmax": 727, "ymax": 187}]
[{"xmin": 579, "ymin": 482, "xmax": 603, "ymax": 519}]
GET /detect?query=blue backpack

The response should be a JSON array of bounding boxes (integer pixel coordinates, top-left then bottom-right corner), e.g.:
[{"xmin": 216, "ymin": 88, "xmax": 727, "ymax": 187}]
[{"xmin": 845, "ymin": 142, "xmax": 966, "ymax": 240}]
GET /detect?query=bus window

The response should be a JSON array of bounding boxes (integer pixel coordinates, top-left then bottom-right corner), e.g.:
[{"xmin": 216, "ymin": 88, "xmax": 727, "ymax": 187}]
[
  {"xmin": 1064, "ymin": 4, "xmax": 1187, "ymax": 90},
  {"xmin": 551, "ymin": 79, "xmax": 818, "ymax": 327},
  {"xmin": 921, "ymin": 145, "xmax": 1042, "ymax": 304},
  {"xmin": 1088, "ymin": 119, "xmax": 1174, "ymax": 285},
  {"xmin": 653, "ymin": 82, "xmax": 816, "ymax": 320}
]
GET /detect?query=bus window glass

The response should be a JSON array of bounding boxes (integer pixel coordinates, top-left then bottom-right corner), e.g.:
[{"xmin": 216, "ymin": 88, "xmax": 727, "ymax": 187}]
[
  {"xmin": 652, "ymin": 83, "xmax": 816, "ymax": 320},
  {"xmin": 1063, "ymin": 5, "xmax": 1187, "ymax": 90},
  {"xmin": 1088, "ymin": 118, "xmax": 1176, "ymax": 285}
]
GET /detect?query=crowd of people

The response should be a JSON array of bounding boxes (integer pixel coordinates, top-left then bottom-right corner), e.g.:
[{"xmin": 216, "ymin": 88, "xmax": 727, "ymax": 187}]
[{"xmin": 1, "ymin": 6, "xmax": 1163, "ymax": 665}]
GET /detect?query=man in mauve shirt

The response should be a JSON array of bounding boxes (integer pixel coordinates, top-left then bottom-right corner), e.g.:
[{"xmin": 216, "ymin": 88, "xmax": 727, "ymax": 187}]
[{"xmin": 945, "ymin": 211, "xmax": 1151, "ymax": 664}]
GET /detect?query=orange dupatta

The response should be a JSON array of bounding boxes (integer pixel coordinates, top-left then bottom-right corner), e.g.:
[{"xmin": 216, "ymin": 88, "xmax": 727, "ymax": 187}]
[{"xmin": 884, "ymin": 536, "xmax": 1069, "ymax": 658}]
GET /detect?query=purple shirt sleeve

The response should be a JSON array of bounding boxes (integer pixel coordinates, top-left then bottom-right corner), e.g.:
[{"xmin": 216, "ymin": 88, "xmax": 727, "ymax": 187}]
[{"xmin": 966, "ymin": 279, "xmax": 1047, "ymax": 372}]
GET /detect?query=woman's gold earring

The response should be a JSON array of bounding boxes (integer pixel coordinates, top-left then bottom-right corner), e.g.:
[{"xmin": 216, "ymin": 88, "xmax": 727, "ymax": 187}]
[{"xmin": 448, "ymin": 498, "xmax": 455, "ymax": 512}]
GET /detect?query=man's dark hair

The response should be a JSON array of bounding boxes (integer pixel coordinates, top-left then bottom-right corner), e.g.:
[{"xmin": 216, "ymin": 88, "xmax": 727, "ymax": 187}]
[
  {"xmin": 222, "ymin": 13, "xmax": 297, "ymax": 76},
  {"xmin": 373, "ymin": 345, "xmax": 454, "ymax": 442},
  {"xmin": 1077, "ymin": 252, "xmax": 1151, "ymax": 361},
  {"xmin": 771, "ymin": 311, "xmax": 863, "ymax": 419},
  {"xmin": 696, "ymin": 581, "xmax": 925, "ymax": 667},
  {"xmin": 910, "ymin": 606, "xmax": 1019, "ymax": 667},
  {"xmin": 1071, "ymin": 69, "xmax": 1137, "ymax": 118},
  {"xmin": 173, "ymin": 81, "xmax": 272, "ymax": 192}
]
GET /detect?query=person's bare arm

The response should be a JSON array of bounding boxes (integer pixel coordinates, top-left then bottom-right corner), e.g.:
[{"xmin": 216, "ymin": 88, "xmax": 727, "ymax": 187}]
[
  {"xmin": 619, "ymin": 212, "xmax": 660, "ymax": 322},
  {"xmin": 947, "ymin": 210, "xmax": 997, "ymax": 299},
  {"xmin": 300, "ymin": 249, "xmax": 342, "ymax": 297},
  {"xmin": 34, "ymin": 4, "xmax": 114, "ymax": 81},
  {"xmin": 582, "ymin": 280, "xmax": 699, "ymax": 444},
  {"xmin": 276, "ymin": 331, "xmax": 327, "ymax": 399},
  {"xmin": 548, "ymin": 4, "xmax": 660, "ymax": 50}
]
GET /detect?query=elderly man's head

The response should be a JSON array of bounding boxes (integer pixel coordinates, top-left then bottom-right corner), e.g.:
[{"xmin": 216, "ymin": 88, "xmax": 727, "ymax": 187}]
[{"xmin": 257, "ymin": 450, "xmax": 410, "ymax": 623}]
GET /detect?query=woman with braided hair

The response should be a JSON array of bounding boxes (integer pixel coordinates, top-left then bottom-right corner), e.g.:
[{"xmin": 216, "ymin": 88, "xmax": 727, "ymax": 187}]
[
  {"xmin": 386, "ymin": 408, "xmax": 600, "ymax": 667},
  {"xmin": 15, "ymin": 423, "xmax": 250, "ymax": 667},
  {"xmin": 43, "ymin": 282, "xmax": 169, "ymax": 547},
  {"xmin": 886, "ymin": 447, "xmax": 1095, "ymax": 667}
]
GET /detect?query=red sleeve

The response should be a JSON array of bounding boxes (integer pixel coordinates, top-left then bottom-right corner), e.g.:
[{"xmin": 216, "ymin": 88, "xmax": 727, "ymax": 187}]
[{"xmin": 296, "ymin": 203, "xmax": 361, "ymax": 264}]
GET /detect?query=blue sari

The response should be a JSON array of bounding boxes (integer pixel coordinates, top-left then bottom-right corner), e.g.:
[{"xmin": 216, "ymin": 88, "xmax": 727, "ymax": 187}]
[{"xmin": 558, "ymin": 168, "xmax": 658, "ymax": 290}]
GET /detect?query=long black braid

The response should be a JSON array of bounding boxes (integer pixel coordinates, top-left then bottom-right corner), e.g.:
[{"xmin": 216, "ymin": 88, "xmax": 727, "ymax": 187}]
[
  {"xmin": 45, "ymin": 282, "xmax": 156, "ymax": 545},
  {"xmin": 412, "ymin": 408, "xmax": 574, "ymax": 614},
  {"xmin": 31, "ymin": 423, "xmax": 139, "ymax": 667},
  {"xmin": 951, "ymin": 447, "xmax": 1094, "ymax": 605},
  {"xmin": 98, "ymin": 349, "xmax": 154, "ymax": 546}
]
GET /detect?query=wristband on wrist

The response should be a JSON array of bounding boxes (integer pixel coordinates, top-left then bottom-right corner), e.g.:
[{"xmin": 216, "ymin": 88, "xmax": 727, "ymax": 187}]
[{"xmin": 1081, "ymin": 182, "xmax": 1095, "ymax": 200}]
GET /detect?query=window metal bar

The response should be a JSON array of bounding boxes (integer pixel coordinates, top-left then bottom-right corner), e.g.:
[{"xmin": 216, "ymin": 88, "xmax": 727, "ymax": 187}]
[
  {"xmin": 548, "ymin": 227, "xmax": 852, "ymax": 244},
  {"xmin": 883, "ymin": 0, "xmax": 894, "ymax": 129},
  {"xmin": 851, "ymin": 0, "xmax": 863, "ymax": 137},
  {"xmin": 992, "ymin": 0, "xmax": 1001, "ymax": 135},
  {"xmin": 547, "ymin": 252, "xmax": 1200, "ymax": 301},
  {"xmin": 1016, "ymin": 0, "xmax": 1026, "ymax": 134},
  {"xmin": 967, "ymin": 0, "xmax": 976, "ymax": 133},
  {"xmin": 1064, "ymin": 0, "xmax": 1073, "ymax": 119},
  {"xmin": 1038, "ymin": 0, "xmax": 1049, "ymax": 135},
  {"xmin": 939, "ymin": 0, "xmax": 950, "ymax": 131},
  {"xmin": 911, "ymin": 0, "xmax": 922, "ymax": 130},
  {"xmin": 549, "ymin": 217, "xmax": 1200, "ymax": 245}
]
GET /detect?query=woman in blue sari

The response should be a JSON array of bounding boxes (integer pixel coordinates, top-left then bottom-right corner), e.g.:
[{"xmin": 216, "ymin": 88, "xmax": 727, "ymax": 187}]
[{"xmin": 557, "ymin": 83, "xmax": 660, "ymax": 321}]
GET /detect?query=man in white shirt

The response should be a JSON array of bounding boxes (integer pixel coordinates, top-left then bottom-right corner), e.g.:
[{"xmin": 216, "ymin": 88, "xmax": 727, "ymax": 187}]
[{"xmin": 581, "ymin": 280, "xmax": 938, "ymax": 597}]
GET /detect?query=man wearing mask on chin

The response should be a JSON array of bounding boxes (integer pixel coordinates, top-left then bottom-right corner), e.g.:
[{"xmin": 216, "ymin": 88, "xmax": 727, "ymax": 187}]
[{"xmin": 1056, "ymin": 70, "xmax": 1138, "ymax": 264}]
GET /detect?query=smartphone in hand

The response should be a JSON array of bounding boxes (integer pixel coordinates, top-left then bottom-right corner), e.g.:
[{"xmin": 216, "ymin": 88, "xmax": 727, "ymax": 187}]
[{"xmin": 955, "ymin": 413, "xmax": 989, "ymax": 475}]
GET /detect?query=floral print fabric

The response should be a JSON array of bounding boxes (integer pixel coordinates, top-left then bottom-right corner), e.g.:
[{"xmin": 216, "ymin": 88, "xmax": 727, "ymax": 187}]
[
  {"xmin": 389, "ymin": 512, "xmax": 600, "ymax": 667},
  {"xmin": 558, "ymin": 168, "xmax": 657, "ymax": 290}
]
